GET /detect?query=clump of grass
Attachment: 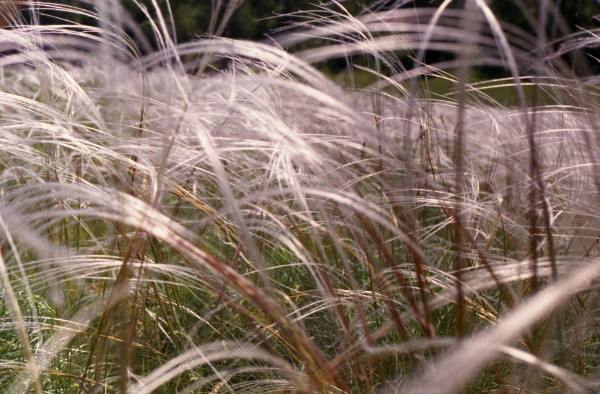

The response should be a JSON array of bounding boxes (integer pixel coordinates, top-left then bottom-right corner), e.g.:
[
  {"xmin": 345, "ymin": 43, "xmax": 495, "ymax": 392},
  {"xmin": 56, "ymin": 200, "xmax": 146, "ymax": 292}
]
[{"xmin": 1, "ymin": 0, "xmax": 600, "ymax": 392}]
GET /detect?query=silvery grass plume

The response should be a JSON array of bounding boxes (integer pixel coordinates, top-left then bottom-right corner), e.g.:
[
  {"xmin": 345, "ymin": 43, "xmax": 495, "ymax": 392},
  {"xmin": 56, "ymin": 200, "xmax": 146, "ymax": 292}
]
[{"xmin": 0, "ymin": 0, "xmax": 599, "ymax": 392}]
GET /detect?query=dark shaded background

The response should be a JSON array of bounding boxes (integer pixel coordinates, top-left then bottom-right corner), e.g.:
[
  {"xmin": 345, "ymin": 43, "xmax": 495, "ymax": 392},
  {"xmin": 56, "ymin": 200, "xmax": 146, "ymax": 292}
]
[
  {"xmin": 43, "ymin": 1, "xmax": 598, "ymax": 46},
  {"xmin": 119, "ymin": 1, "xmax": 598, "ymax": 43},
  {"xmin": 40, "ymin": 1, "xmax": 599, "ymax": 76}
]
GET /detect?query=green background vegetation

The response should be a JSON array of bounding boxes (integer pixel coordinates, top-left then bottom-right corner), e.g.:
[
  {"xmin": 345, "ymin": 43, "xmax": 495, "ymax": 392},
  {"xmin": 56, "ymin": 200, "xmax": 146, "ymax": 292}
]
[{"xmin": 141, "ymin": 0, "xmax": 599, "ymax": 42}]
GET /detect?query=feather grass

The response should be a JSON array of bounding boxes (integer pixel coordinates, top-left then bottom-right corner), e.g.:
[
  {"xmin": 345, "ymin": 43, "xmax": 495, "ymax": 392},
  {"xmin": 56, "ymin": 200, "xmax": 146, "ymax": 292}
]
[{"xmin": 0, "ymin": 0, "xmax": 600, "ymax": 392}]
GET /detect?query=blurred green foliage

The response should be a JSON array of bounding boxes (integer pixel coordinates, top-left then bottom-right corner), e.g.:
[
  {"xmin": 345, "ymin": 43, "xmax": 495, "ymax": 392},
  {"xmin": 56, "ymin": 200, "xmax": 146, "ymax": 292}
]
[
  {"xmin": 46, "ymin": 1, "xmax": 600, "ymax": 43},
  {"xmin": 153, "ymin": 0, "xmax": 598, "ymax": 43},
  {"xmin": 122, "ymin": 0, "xmax": 367, "ymax": 42},
  {"xmin": 130, "ymin": 0, "xmax": 597, "ymax": 78},
  {"xmin": 52, "ymin": 0, "xmax": 599, "ymax": 76},
  {"xmin": 52, "ymin": 1, "xmax": 597, "ymax": 46}
]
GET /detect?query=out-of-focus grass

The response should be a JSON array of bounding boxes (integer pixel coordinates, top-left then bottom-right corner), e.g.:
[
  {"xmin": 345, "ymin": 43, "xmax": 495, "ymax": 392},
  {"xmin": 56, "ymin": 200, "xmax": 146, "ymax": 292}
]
[
  {"xmin": 1, "ymin": 1, "xmax": 600, "ymax": 393},
  {"xmin": 325, "ymin": 67, "xmax": 564, "ymax": 106}
]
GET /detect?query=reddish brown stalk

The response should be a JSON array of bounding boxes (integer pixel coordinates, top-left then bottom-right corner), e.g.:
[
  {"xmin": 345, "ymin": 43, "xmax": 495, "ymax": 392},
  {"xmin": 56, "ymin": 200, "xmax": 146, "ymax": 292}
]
[
  {"xmin": 378, "ymin": 183, "xmax": 437, "ymax": 337},
  {"xmin": 453, "ymin": 0, "xmax": 476, "ymax": 340},
  {"xmin": 158, "ymin": 225, "xmax": 347, "ymax": 391},
  {"xmin": 356, "ymin": 213, "xmax": 434, "ymax": 337},
  {"xmin": 0, "ymin": 0, "xmax": 18, "ymax": 28},
  {"xmin": 85, "ymin": 229, "xmax": 147, "ymax": 391}
]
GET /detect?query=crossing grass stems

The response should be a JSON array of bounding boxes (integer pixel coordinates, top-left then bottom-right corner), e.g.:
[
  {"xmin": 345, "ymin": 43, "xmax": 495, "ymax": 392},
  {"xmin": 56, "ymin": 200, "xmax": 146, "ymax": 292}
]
[{"xmin": 0, "ymin": 0, "xmax": 600, "ymax": 392}]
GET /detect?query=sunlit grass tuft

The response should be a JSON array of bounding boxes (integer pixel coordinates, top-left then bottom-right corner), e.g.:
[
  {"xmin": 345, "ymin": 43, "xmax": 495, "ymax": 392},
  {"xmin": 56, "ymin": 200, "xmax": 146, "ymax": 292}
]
[{"xmin": 0, "ymin": 0, "xmax": 600, "ymax": 392}]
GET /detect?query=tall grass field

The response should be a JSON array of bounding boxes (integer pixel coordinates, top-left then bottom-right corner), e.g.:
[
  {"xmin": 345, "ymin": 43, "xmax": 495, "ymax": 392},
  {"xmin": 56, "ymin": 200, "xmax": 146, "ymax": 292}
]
[{"xmin": 1, "ymin": 0, "xmax": 600, "ymax": 392}]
